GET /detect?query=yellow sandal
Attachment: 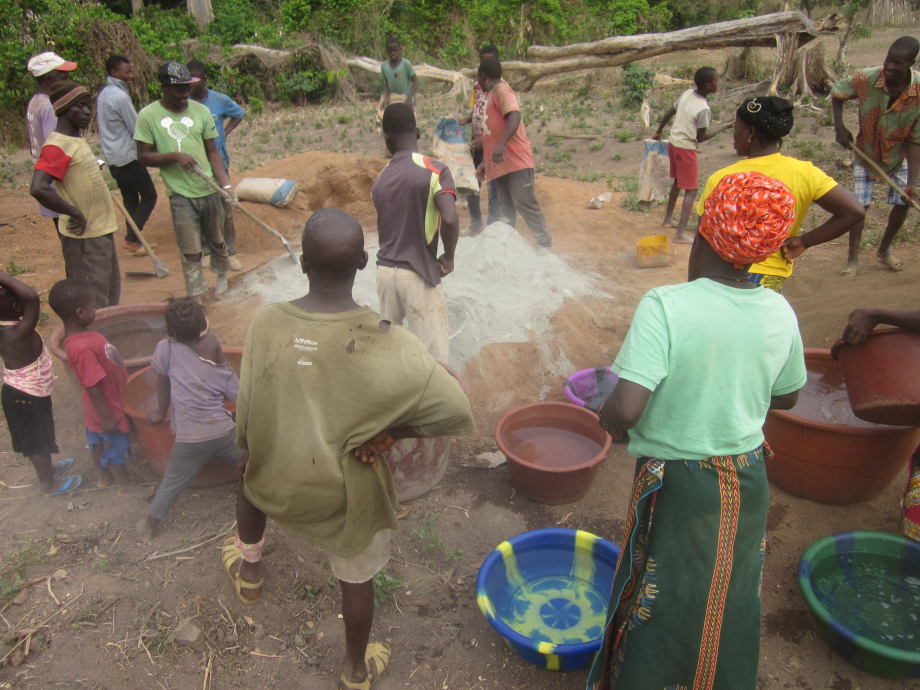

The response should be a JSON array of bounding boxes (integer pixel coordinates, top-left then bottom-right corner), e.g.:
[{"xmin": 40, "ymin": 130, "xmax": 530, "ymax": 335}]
[
  {"xmin": 339, "ymin": 642, "xmax": 391, "ymax": 690},
  {"xmin": 222, "ymin": 537, "xmax": 263, "ymax": 605}
]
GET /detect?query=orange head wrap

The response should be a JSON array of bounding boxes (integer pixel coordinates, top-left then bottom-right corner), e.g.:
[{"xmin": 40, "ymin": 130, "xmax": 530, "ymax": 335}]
[{"xmin": 699, "ymin": 171, "xmax": 796, "ymax": 269}]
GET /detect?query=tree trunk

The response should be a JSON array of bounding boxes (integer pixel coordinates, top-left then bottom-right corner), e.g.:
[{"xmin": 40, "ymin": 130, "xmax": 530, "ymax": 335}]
[
  {"xmin": 131, "ymin": 0, "xmax": 143, "ymax": 13},
  {"xmin": 865, "ymin": 0, "xmax": 914, "ymax": 24},
  {"xmin": 187, "ymin": 0, "xmax": 214, "ymax": 31},
  {"xmin": 346, "ymin": 57, "xmax": 472, "ymax": 98},
  {"xmin": 466, "ymin": 11, "xmax": 818, "ymax": 90},
  {"xmin": 527, "ymin": 11, "xmax": 817, "ymax": 60}
]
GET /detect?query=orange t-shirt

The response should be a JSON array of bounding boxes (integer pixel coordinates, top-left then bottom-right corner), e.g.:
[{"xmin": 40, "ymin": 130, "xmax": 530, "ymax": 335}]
[{"xmin": 482, "ymin": 82, "xmax": 534, "ymax": 181}]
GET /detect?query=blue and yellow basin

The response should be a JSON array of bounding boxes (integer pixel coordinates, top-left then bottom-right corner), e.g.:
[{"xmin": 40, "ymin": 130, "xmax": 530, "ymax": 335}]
[{"xmin": 476, "ymin": 528, "xmax": 620, "ymax": 671}]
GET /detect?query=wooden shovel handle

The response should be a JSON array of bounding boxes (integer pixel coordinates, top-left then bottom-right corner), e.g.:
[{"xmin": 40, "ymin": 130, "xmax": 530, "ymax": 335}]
[{"xmin": 848, "ymin": 144, "xmax": 920, "ymax": 214}]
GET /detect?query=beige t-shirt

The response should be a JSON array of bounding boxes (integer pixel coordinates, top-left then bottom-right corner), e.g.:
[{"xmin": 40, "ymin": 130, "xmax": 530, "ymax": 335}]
[
  {"xmin": 35, "ymin": 132, "xmax": 117, "ymax": 239},
  {"xmin": 668, "ymin": 90, "xmax": 712, "ymax": 151},
  {"xmin": 236, "ymin": 303, "xmax": 476, "ymax": 557}
]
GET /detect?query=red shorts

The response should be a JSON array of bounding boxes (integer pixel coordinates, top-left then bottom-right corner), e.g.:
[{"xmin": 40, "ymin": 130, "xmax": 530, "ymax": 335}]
[{"xmin": 668, "ymin": 143, "xmax": 699, "ymax": 191}]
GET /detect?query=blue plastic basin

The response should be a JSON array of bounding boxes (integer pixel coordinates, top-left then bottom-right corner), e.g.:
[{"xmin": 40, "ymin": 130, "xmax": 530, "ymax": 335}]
[{"xmin": 476, "ymin": 528, "xmax": 620, "ymax": 671}]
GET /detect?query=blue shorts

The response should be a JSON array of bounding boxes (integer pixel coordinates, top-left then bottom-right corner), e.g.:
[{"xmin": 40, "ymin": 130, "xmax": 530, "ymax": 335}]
[
  {"xmin": 86, "ymin": 429, "xmax": 133, "ymax": 467},
  {"xmin": 853, "ymin": 160, "xmax": 910, "ymax": 206}
]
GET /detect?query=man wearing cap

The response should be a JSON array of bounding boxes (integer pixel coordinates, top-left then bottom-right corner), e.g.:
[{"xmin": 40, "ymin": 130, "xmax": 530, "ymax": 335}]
[
  {"xmin": 833, "ymin": 36, "xmax": 920, "ymax": 275},
  {"xmin": 30, "ymin": 81, "xmax": 120, "ymax": 308},
  {"xmin": 26, "ymin": 52, "xmax": 77, "ymax": 235},
  {"xmin": 135, "ymin": 62, "xmax": 233, "ymax": 298},
  {"xmin": 97, "ymin": 55, "xmax": 158, "ymax": 257}
]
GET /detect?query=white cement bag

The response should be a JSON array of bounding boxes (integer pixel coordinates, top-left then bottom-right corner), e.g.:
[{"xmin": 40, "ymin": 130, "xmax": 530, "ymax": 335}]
[
  {"xmin": 235, "ymin": 178, "xmax": 299, "ymax": 208},
  {"xmin": 638, "ymin": 139, "xmax": 671, "ymax": 203},
  {"xmin": 433, "ymin": 117, "xmax": 479, "ymax": 194}
]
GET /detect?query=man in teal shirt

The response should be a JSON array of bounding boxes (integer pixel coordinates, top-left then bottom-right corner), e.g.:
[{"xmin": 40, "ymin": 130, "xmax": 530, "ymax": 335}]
[
  {"xmin": 135, "ymin": 62, "xmax": 233, "ymax": 298},
  {"xmin": 381, "ymin": 37, "xmax": 418, "ymax": 110}
]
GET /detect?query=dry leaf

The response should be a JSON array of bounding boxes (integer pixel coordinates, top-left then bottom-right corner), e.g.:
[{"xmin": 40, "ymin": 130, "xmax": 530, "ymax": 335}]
[{"xmin": 243, "ymin": 615, "xmax": 254, "ymax": 627}]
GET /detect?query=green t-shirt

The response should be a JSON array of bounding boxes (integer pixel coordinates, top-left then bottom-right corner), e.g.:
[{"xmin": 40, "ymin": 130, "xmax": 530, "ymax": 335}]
[
  {"xmin": 134, "ymin": 99, "xmax": 217, "ymax": 198},
  {"xmin": 381, "ymin": 57, "xmax": 416, "ymax": 95},
  {"xmin": 613, "ymin": 279, "xmax": 806, "ymax": 461},
  {"xmin": 236, "ymin": 303, "xmax": 476, "ymax": 557}
]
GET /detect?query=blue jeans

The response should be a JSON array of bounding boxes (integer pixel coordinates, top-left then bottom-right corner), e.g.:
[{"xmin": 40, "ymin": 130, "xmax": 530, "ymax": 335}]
[{"xmin": 86, "ymin": 429, "xmax": 132, "ymax": 467}]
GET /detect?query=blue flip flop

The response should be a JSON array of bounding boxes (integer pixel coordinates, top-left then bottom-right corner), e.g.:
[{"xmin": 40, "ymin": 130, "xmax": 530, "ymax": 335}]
[
  {"xmin": 46, "ymin": 475, "xmax": 82, "ymax": 496},
  {"xmin": 52, "ymin": 458, "xmax": 74, "ymax": 478}
]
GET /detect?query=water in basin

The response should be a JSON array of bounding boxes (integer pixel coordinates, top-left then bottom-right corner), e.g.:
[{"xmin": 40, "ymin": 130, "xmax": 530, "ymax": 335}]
[{"xmin": 504, "ymin": 418, "xmax": 602, "ymax": 468}]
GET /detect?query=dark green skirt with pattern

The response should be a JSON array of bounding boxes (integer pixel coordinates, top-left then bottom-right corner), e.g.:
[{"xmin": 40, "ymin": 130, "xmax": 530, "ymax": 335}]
[{"xmin": 587, "ymin": 447, "xmax": 770, "ymax": 690}]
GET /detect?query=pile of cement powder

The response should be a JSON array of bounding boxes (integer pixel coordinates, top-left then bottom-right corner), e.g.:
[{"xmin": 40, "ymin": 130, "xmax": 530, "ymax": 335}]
[{"xmin": 223, "ymin": 222, "xmax": 593, "ymax": 370}]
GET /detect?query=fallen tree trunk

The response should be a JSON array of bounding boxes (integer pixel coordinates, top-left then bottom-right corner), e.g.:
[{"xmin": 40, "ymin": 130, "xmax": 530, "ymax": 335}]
[
  {"xmin": 527, "ymin": 12, "xmax": 817, "ymax": 61},
  {"xmin": 459, "ymin": 12, "xmax": 818, "ymax": 90}
]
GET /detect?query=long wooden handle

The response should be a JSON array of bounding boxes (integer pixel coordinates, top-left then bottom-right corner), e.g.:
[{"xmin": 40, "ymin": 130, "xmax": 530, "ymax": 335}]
[
  {"xmin": 110, "ymin": 194, "xmax": 161, "ymax": 263},
  {"xmin": 849, "ymin": 144, "xmax": 920, "ymax": 214},
  {"xmin": 191, "ymin": 165, "xmax": 289, "ymax": 242}
]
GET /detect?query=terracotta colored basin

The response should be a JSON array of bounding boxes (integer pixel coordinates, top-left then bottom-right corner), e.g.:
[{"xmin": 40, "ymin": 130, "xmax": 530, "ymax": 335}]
[
  {"xmin": 764, "ymin": 349, "xmax": 920, "ymax": 504},
  {"xmin": 832, "ymin": 328, "xmax": 920, "ymax": 427},
  {"xmin": 495, "ymin": 402, "xmax": 612, "ymax": 504},
  {"xmin": 123, "ymin": 349, "xmax": 242, "ymax": 488}
]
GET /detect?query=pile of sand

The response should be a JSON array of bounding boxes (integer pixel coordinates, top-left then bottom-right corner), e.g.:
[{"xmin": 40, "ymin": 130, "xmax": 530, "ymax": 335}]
[
  {"xmin": 223, "ymin": 222, "xmax": 594, "ymax": 371},
  {"xmin": 229, "ymin": 151, "xmax": 387, "ymax": 238}
]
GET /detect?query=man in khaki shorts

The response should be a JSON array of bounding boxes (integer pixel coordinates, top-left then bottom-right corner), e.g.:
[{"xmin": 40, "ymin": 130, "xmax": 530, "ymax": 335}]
[
  {"xmin": 372, "ymin": 102, "xmax": 460, "ymax": 364},
  {"xmin": 224, "ymin": 209, "xmax": 475, "ymax": 690}
]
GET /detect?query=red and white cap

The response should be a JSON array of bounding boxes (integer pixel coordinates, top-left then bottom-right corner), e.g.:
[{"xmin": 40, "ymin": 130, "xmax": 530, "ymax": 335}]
[{"xmin": 28, "ymin": 52, "xmax": 78, "ymax": 78}]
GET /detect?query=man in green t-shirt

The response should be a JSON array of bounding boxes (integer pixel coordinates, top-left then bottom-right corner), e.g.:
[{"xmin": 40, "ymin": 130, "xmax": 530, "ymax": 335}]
[
  {"xmin": 135, "ymin": 62, "xmax": 233, "ymax": 298},
  {"xmin": 225, "ymin": 208, "xmax": 475, "ymax": 690},
  {"xmin": 381, "ymin": 37, "xmax": 418, "ymax": 110}
]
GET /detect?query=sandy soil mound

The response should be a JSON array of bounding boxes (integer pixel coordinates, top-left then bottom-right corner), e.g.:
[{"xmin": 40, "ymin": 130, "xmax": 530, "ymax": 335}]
[{"xmin": 231, "ymin": 151, "xmax": 386, "ymax": 235}]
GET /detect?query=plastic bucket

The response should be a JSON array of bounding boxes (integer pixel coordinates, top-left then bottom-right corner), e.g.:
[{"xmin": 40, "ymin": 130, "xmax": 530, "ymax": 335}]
[{"xmin": 636, "ymin": 234, "xmax": 670, "ymax": 268}]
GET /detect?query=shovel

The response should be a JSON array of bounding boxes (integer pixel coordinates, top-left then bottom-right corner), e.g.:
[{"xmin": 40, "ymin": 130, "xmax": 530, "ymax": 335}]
[
  {"xmin": 110, "ymin": 194, "xmax": 169, "ymax": 278},
  {"xmin": 191, "ymin": 164, "xmax": 298, "ymax": 264},
  {"xmin": 96, "ymin": 159, "xmax": 169, "ymax": 278},
  {"xmin": 848, "ymin": 143, "xmax": 920, "ymax": 214}
]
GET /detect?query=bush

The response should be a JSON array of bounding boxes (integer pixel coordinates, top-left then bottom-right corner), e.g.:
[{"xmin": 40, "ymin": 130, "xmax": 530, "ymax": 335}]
[{"xmin": 621, "ymin": 63, "xmax": 656, "ymax": 110}]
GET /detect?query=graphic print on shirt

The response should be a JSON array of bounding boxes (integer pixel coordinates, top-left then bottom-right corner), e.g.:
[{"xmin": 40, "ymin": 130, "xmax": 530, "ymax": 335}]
[
  {"xmin": 294, "ymin": 337, "xmax": 317, "ymax": 366},
  {"xmin": 160, "ymin": 116, "xmax": 194, "ymax": 152}
]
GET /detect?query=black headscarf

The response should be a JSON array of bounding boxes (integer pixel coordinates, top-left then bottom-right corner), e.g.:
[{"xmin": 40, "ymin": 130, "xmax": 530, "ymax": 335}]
[{"xmin": 737, "ymin": 96, "xmax": 795, "ymax": 140}]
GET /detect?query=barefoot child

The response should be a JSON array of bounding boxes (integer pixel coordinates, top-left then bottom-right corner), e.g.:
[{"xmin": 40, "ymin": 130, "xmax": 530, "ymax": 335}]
[
  {"xmin": 652, "ymin": 67, "xmax": 732, "ymax": 244},
  {"xmin": 136, "ymin": 297, "xmax": 245, "ymax": 542},
  {"xmin": 227, "ymin": 208, "xmax": 475, "ymax": 690},
  {"xmin": 0, "ymin": 270, "xmax": 81, "ymax": 496},
  {"xmin": 48, "ymin": 279, "xmax": 147, "ymax": 498}
]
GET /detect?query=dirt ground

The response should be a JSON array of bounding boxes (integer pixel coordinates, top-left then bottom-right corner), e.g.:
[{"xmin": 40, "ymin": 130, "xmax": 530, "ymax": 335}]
[{"xmin": 2, "ymin": 24, "xmax": 920, "ymax": 690}]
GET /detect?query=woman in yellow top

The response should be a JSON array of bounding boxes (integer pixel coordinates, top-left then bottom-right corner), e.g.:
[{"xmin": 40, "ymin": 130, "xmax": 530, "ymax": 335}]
[{"xmin": 689, "ymin": 96, "xmax": 865, "ymax": 293}]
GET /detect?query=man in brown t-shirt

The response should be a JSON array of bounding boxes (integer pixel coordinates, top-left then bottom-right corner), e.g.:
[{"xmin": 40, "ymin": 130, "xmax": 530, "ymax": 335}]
[{"xmin": 371, "ymin": 103, "xmax": 459, "ymax": 364}]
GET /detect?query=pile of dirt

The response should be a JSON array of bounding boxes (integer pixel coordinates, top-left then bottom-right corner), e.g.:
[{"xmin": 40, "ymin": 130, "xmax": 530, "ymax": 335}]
[{"xmin": 230, "ymin": 151, "xmax": 387, "ymax": 237}]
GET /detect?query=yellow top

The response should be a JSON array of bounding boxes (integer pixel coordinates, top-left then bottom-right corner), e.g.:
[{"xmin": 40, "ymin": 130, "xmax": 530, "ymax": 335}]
[{"xmin": 697, "ymin": 153, "xmax": 837, "ymax": 278}]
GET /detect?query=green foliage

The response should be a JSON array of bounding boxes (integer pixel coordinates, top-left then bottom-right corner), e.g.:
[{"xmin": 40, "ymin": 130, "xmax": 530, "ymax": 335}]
[
  {"xmin": 128, "ymin": 6, "xmax": 198, "ymax": 63},
  {"xmin": 373, "ymin": 571, "xmax": 404, "ymax": 605},
  {"xmin": 209, "ymin": 0, "xmax": 259, "ymax": 45},
  {"xmin": 621, "ymin": 63, "xmax": 656, "ymax": 110},
  {"xmin": 5, "ymin": 259, "xmax": 31, "ymax": 276},
  {"xmin": 616, "ymin": 130, "xmax": 631, "ymax": 143},
  {"xmin": 249, "ymin": 97, "xmax": 264, "ymax": 115}
]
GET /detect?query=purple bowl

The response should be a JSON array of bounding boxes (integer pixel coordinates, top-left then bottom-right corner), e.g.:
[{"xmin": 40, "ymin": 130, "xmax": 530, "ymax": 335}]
[{"xmin": 563, "ymin": 367, "xmax": 619, "ymax": 410}]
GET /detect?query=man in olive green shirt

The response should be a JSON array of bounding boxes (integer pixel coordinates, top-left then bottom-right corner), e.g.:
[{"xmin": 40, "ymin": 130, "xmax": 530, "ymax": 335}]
[{"xmin": 224, "ymin": 209, "xmax": 475, "ymax": 690}]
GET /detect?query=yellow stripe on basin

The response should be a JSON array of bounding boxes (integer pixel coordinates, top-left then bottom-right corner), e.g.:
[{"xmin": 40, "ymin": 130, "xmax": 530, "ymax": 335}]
[
  {"xmin": 499, "ymin": 540, "xmax": 526, "ymax": 588},
  {"xmin": 572, "ymin": 530, "xmax": 598, "ymax": 581}
]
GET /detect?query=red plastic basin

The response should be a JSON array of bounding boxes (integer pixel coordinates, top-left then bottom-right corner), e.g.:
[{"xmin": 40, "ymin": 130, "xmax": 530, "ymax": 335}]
[
  {"xmin": 495, "ymin": 402, "xmax": 611, "ymax": 504},
  {"xmin": 833, "ymin": 328, "xmax": 920, "ymax": 427},
  {"xmin": 764, "ymin": 349, "xmax": 920, "ymax": 504}
]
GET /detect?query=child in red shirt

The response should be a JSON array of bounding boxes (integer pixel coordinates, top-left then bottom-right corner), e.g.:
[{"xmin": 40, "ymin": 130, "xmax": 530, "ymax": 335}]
[{"xmin": 48, "ymin": 279, "xmax": 147, "ymax": 498}]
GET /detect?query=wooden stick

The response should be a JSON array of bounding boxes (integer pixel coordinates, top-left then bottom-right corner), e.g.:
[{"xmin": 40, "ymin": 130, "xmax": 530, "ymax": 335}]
[
  {"xmin": 145, "ymin": 523, "xmax": 235, "ymax": 561},
  {"xmin": 849, "ymin": 144, "xmax": 920, "ymax": 213},
  {"xmin": 547, "ymin": 132, "xmax": 598, "ymax": 140}
]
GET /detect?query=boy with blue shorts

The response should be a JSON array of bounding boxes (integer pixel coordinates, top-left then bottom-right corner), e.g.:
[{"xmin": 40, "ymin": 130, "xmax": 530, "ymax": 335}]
[{"xmin": 49, "ymin": 279, "xmax": 148, "ymax": 498}]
